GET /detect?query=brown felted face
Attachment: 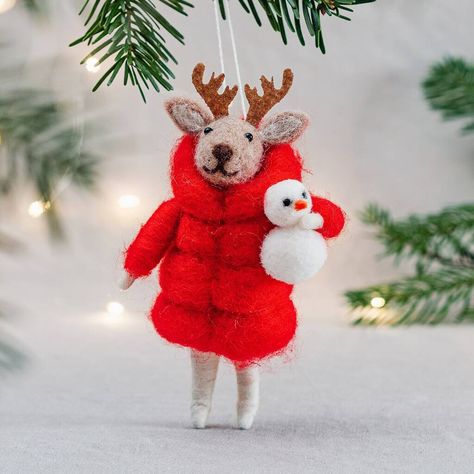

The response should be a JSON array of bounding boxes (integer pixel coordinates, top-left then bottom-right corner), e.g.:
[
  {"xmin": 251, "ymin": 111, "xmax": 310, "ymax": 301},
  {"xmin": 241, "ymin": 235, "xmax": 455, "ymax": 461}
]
[
  {"xmin": 165, "ymin": 63, "xmax": 309, "ymax": 187},
  {"xmin": 195, "ymin": 116, "xmax": 263, "ymax": 186}
]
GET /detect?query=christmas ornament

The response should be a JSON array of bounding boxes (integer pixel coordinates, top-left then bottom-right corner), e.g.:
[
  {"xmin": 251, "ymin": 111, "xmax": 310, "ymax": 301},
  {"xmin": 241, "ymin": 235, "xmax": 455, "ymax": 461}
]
[
  {"xmin": 122, "ymin": 63, "xmax": 345, "ymax": 429},
  {"xmin": 261, "ymin": 179, "xmax": 327, "ymax": 284}
]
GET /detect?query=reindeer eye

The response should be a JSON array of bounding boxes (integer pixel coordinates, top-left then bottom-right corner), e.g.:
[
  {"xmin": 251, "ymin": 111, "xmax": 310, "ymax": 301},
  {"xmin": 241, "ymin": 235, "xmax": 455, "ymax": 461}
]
[
  {"xmin": 203, "ymin": 127, "xmax": 213, "ymax": 135},
  {"xmin": 244, "ymin": 132, "xmax": 253, "ymax": 142},
  {"xmin": 282, "ymin": 198, "xmax": 292, "ymax": 207},
  {"xmin": 302, "ymin": 191, "xmax": 307, "ymax": 199}
]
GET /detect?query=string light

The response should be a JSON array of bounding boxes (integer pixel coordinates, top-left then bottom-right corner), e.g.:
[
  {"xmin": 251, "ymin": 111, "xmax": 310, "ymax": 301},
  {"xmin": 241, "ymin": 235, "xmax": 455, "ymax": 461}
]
[
  {"xmin": 0, "ymin": 0, "xmax": 16, "ymax": 14},
  {"xmin": 28, "ymin": 200, "xmax": 51, "ymax": 218},
  {"xmin": 106, "ymin": 301, "xmax": 124, "ymax": 316},
  {"xmin": 105, "ymin": 301, "xmax": 125, "ymax": 325},
  {"xmin": 85, "ymin": 57, "xmax": 100, "ymax": 73},
  {"xmin": 370, "ymin": 296, "xmax": 386, "ymax": 309},
  {"xmin": 118, "ymin": 194, "xmax": 140, "ymax": 209}
]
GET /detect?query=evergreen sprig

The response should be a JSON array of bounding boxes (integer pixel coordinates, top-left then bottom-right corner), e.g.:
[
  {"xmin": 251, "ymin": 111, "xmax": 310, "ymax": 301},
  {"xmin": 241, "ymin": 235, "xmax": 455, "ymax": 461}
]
[
  {"xmin": 0, "ymin": 88, "xmax": 98, "ymax": 238},
  {"xmin": 219, "ymin": 0, "xmax": 375, "ymax": 53},
  {"xmin": 0, "ymin": 330, "xmax": 26, "ymax": 375},
  {"xmin": 423, "ymin": 57, "xmax": 474, "ymax": 134},
  {"xmin": 71, "ymin": 0, "xmax": 193, "ymax": 102},
  {"xmin": 71, "ymin": 0, "xmax": 375, "ymax": 101},
  {"xmin": 345, "ymin": 204, "xmax": 474, "ymax": 325},
  {"xmin": 22, "ymin": 0, "xmax": 48, "ymax": 15}
]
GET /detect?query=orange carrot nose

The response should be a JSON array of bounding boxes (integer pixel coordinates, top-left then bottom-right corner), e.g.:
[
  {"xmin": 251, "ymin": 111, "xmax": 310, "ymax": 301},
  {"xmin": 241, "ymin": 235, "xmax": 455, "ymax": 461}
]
[{"xmin": 294, "ymin": 199, "xmax": 307, "ymax": 211}]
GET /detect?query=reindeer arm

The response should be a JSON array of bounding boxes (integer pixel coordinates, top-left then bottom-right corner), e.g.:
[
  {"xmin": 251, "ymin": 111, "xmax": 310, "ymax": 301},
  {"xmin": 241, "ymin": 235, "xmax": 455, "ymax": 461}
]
[
  {"xmin": 310, "ymin": 195, "xmax": 346, "ymax": 239},
  {"xmin": 124, "ymin": 198, "xmax": 181, "ymax": 278}
]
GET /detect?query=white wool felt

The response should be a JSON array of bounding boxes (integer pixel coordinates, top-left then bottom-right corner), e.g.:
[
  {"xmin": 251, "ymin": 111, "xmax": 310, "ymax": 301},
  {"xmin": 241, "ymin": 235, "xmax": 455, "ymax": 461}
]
[
  {"xmin": 264, "ymin": 179, "xmax": 312, "ymax": 227},
  {"xmin": 261, "ymin": 227, "xmax": 327, "ymax": 284},
  {"xmin": 165, "ymin": 98, "xmax": 212, "ymax": 134},
  {"xmin": 190, "ymin": 350, "xmax": 220, "ymax": 429},
  {"xmin": 259, "ymin": 111, "xmax": 309, "ymax": 144},
  {"xmin": 299, "ymin": 212, "xmax": 324, "ymax": 230},
  {"xmin": 262, "ymin": 179, "xmax": 327, "ymax": 284},
  {"xmin": 236, "ymin": 365, "xmax": 259, "ymax": 430}
]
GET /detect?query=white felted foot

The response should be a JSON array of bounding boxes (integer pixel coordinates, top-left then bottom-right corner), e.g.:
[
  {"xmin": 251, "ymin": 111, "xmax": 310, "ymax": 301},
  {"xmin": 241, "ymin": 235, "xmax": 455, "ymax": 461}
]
[
  {"xmin": 190, "ymin": 350, "xmax": 220, "ymax": 430},
  {"xmin": 236, "ymin": 365, "xmax": 259, "ymax": 430},
  {"xmin": 191, "ymin": 403, "xmax": 210, "ymax": 429}
]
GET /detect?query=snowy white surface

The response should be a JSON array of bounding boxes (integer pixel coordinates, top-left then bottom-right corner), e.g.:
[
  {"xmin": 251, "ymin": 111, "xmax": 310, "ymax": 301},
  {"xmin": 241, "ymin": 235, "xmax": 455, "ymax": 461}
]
[{"xmin": 1, "ymin": 311, "xmax": 474, "ymax": 474}]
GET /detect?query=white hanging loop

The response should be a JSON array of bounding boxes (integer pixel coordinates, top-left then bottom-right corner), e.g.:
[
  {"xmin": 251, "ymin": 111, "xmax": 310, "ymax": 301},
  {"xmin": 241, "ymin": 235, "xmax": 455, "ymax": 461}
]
[
  {"xmin": 213, "ymin": 0, "xmax": 226, "ymax": 84},
  {"xmin": 226, "ymin": 0, "xmax": 246, "ymax": 119},
  {"xmin": 212, "ymin": 0, "xmax": 246, "ymax": 118}
]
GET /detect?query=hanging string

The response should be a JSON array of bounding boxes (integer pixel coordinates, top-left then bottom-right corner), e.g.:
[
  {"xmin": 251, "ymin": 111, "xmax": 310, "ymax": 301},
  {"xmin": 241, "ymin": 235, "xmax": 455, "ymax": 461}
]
[
  {"xmin": 213, "ymin": 0, "xmax": 226, "ymax": 85},
  {"xmin": 226, "ymin": 0, "xmax": 246, "ymax": 118}
]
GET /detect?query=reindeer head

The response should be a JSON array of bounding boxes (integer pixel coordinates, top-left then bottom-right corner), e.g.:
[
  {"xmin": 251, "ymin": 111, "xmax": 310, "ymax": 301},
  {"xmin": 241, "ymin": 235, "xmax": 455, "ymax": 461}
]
[{"xmin": 165, "ymin": 63, "xmax": 308, "ymax": 187}]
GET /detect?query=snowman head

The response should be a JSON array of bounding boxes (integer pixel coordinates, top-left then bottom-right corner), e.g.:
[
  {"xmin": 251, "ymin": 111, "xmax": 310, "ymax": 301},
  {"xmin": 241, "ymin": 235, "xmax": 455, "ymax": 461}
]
[{"xmin": 264, "ymin": 179, "xmax": 312, "ymax": 227}]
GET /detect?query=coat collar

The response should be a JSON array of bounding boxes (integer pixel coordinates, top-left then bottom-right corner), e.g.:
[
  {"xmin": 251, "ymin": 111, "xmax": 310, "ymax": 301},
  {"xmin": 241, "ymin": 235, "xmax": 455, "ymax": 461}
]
[{"xmin": 170, "ymin": 135, "xmax": 303, "ymax": 222}]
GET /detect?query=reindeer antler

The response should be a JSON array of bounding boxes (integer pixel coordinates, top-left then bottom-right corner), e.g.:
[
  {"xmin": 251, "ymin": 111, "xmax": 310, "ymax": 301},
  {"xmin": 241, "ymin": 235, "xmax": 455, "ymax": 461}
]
[
  {"xmin": 244, "ymin": 69, "xmax": 294, "ymax": 127},
  {"xmin": 192, "ymin": 63, "xmax": 238, "ymax": 119}
]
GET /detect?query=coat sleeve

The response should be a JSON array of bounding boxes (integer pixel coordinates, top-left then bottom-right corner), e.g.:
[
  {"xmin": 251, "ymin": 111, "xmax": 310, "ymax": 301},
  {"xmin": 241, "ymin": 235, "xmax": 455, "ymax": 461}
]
[
  {"xmin": 124, "ymin": 198, "xmax": 181, "ymax": 278},
  {"xmin": 311, "ymin": 195, "xmax": 346, "ymax": 239}
]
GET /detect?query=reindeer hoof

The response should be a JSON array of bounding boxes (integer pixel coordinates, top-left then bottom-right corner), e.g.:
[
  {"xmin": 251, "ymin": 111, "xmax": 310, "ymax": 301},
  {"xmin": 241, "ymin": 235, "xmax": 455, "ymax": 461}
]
[
  {"xmin": 236, "ymin": 404, "xmax": 258, "ymax": 430},
  {"xmin": 191, "ymin": 404, "xmax": 210, "ymax": 429}
]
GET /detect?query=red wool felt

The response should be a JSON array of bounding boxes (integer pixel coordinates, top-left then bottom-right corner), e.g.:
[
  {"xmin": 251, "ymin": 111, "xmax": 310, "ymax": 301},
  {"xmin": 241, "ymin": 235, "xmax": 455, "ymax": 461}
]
[
  {"xmin": 311, "ymin": 196, "xmax": 346, "ymax": 239},
  {"xmin": 124, "ymin": 199, "xmax": 181, "ymax": 278},
  {"xmin": 124, "ymin": 134, "xmax": 346, "ymax": 365}
]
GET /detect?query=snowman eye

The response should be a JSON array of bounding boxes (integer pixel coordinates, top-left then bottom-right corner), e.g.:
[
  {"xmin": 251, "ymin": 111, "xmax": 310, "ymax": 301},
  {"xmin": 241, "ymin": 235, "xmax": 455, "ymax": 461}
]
[
  {"xmin": 203, "ymin": 127, "xmax": 213, "ymax": 135},
  {"xmin": 282, "ymin": 198, "xmax": 292, "ymax": 207},
  {"xmin": 244, "ymin": 132, "xmax": 253, "ymax": 142},
  {"xmin": 302, "ymin": 191, "xmax": 307, "ymax": 199}
]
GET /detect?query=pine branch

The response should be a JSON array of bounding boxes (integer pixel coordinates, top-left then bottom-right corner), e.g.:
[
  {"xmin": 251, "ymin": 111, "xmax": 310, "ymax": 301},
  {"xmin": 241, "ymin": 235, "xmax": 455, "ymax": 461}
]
[
  {"xmin": 0, "ymin": 89, "xmax": 99, "ymax": 238},
  {"xmin": 222, "ymin": 0, "xmax": 375, "ymax": 53},
  {"xmin": 361, "ymin": 203, "xmax": 474, "ymax": 269},
  {"xmin": 22, "ymin": 0, "xmax": 48, "ymax": 15},
  {"xmin": 345, "ymin": 204, "xmax": 474, "ymax": 325},
  {"xmin": 71, "ymin": 0, "xmax": 193, "ymax": 102},
  {"xmin": 71, "ymin": 0, "xmax": 375, "ymax": 100},
  {"xmin": 423, "ymin": 57, "xmax": 474, "ymax": 134},
  {"xmin": 0, "ymin": 333, "xmax": 26, "ymax": 375},
  {"xmin": 346, "ymin": 267, "xmax": 474, "ymax": 325}
]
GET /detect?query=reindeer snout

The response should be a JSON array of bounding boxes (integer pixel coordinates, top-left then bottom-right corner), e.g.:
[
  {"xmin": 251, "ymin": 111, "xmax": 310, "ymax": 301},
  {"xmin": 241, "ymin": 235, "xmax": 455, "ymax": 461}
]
[{"xmin": 212, "ymin": 144, "xmax": 233, "ymax": 163}]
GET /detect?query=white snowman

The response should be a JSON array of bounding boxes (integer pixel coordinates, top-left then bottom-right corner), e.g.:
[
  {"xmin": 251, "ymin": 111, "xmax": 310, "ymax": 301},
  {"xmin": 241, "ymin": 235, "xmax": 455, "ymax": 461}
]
[{"xmin": 260, "ymin": 179, "xmax": 327, "ymax": 284}]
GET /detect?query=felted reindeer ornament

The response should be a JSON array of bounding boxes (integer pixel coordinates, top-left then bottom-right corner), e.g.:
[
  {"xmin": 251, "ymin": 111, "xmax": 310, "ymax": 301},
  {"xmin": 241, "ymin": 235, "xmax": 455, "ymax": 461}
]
[{"xmin": 122, "ymin": 63, "xmax": 345, "ymax": 429}]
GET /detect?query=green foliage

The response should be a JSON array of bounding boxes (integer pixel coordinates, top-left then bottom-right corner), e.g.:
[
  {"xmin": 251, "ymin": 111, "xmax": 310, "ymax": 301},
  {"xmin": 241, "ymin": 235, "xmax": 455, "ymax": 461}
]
[
  {"xmin": 423, "ymin": 57, "xmax": 474, "ymax": 134},
  {"xmin": 220, "ymin": 0, "xmax": 375, "ymax": 52},
  {"xmin": 22, "ymin": 0, "xmax": 45, "ymax": 13},
  {"xmin": 345, "ymin": 204, "xmax": 474, "ymax": 325},
  {"xmin": 0, "ymin": 84, "xmax": 99, "ymax": 238},
  {"xmin": 71, "ymin": 0, "xmax": 375, "ymax": 101},
  {"xmin": 0, "ymin": 330, "xmax": 26, "ymax": 375},
  {"xmin": 70, "ymin": 0, "xmax": 193, "ymax": 102}
]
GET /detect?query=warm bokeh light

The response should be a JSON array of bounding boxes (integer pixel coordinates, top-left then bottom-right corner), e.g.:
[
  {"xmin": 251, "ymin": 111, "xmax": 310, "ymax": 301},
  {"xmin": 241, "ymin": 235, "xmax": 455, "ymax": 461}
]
[
  {"xmin": 0, "ymin": 0, "xmax": 16, "ymax": 15},
  {"xmin": 106, "ymin": 301, "xmax": 124, "ymax": 316},
  {"xmin": 370, "ymin": 296, "xmax": 386, "ymax": 309},
  {"xmin": 118, "ymin": 194, "xmax": 140, "ymax": 209},
  {"xmin": 28, "ymin": 200, "xmax": 50, "ymax": 218},
  {"xmin": 85, "ymin": 57, "xmax": 100, "ymax": 73},
  {"xmin": 105, "ymin": 301, "xmax": 125, "ymax": 325}
]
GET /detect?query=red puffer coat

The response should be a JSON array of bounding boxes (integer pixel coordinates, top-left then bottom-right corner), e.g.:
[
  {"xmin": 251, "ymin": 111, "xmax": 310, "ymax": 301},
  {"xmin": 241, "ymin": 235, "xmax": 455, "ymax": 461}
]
[{"xmin": 124, "ymin": 135, "xmax": 345, "ymax": 365}]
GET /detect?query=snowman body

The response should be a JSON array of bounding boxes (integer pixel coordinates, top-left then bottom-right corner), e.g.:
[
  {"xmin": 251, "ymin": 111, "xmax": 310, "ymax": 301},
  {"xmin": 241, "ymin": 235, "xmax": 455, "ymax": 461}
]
[
  {"xmin": 261, "ymin": 179, "xmax": 327, "ymax": 284},
  {"xmin": 261, "ymin": 227, "xmax": 327, "ymax": 284}
]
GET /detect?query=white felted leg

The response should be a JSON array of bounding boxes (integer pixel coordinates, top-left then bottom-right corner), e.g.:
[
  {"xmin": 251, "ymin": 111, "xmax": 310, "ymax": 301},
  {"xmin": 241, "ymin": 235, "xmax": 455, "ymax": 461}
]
[
  {"xmin": 236, "ymin": 365, "xmax": 260, "ymax": 430},
  {"xmin": 190, "ymin": 350, "xmax": 220, "ymax": 429}
]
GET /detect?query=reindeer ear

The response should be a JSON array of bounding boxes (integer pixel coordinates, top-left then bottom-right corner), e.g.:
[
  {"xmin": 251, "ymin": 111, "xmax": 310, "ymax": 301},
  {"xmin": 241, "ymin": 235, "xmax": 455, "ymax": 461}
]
[
  {"xmin": 259, "ymin": 111, "xmax": 309, "ymax": 145},
  {"xmin": 165, "ymin": 98, "xmax": 213, "ymax": 134}
]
